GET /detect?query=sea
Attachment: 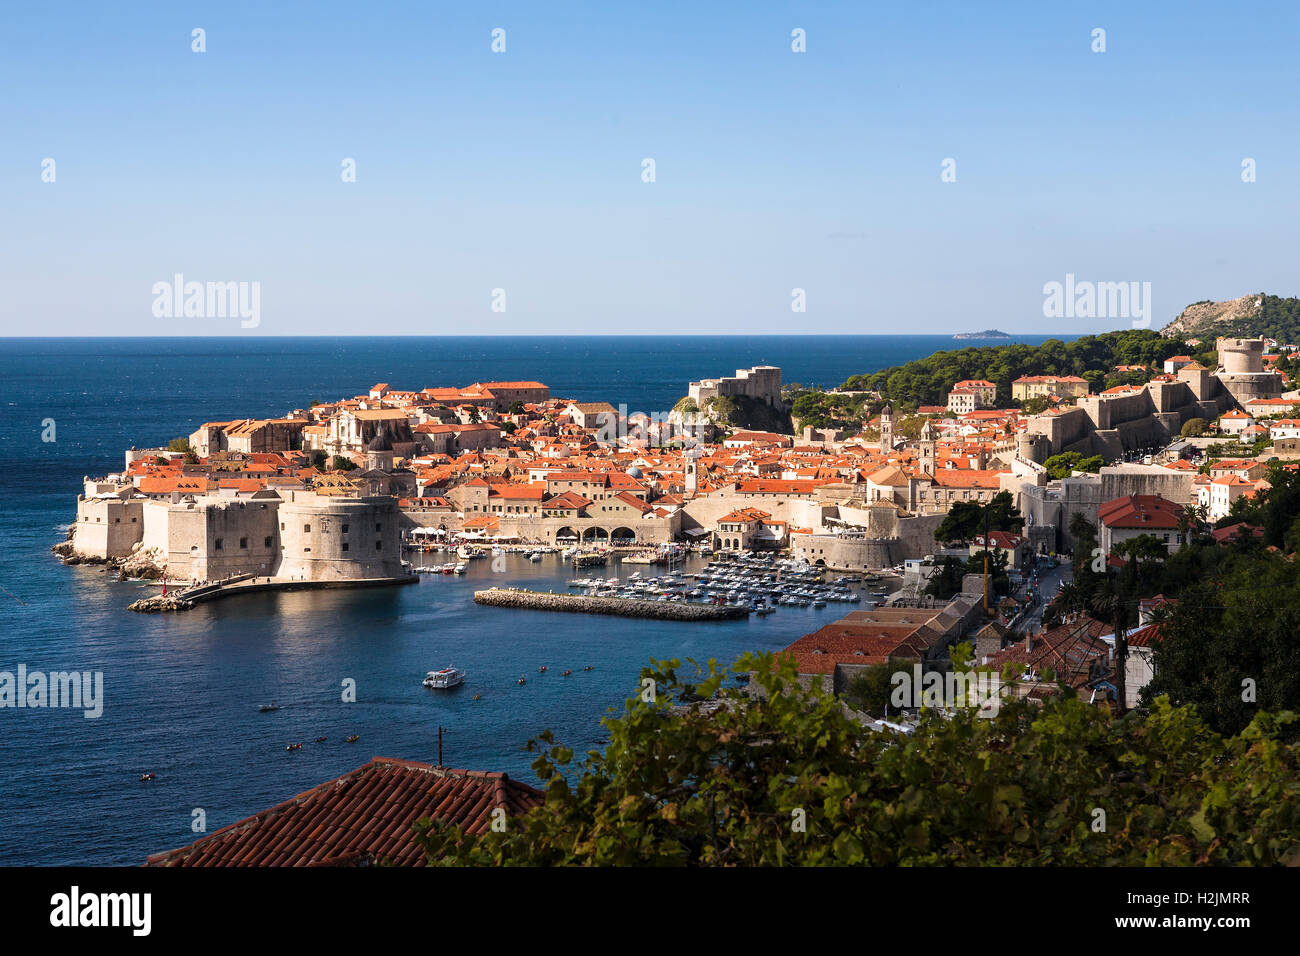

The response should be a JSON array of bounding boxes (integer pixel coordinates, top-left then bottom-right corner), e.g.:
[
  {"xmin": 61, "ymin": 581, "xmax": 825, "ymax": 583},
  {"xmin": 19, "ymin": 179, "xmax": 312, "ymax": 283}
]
[{"xmin": 0, "ymin": 334, "xmax": 1059, "ymax": 865}]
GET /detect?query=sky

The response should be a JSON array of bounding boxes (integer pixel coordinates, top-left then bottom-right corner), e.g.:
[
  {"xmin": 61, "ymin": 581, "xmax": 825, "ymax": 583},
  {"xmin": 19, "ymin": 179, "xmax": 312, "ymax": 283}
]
[{"xmin": 3, "ymin": 0, "xmax": 1300, "ymax": 336}]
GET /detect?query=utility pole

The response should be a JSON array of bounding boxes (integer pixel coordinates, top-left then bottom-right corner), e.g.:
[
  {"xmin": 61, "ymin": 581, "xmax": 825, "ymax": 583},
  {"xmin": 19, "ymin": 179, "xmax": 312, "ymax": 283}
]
[
  {"xmin": 983, "ymin": 501, "xmax": 991, "ymax": 617},
  {"xmin": 1113, "ymin": 604, "xmax": 1128, "ymax": 716},
  {"xmin": 437, "ymin": 726, "xmax": 444, "ymax": 768}
]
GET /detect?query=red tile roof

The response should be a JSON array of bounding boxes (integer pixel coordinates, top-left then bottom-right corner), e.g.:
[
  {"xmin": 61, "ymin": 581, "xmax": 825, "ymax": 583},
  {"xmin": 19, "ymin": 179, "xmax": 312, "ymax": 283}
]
[{"xmin": 145, "ymin": 758, "xmax": 543, "ymax": 867}]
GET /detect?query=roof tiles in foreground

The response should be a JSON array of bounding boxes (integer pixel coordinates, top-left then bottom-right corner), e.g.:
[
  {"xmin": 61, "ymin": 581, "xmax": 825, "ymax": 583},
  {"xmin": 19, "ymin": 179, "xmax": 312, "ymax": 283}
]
[{"xmin": 144, "ymin": 757, "xmax": 543, "ymax": 867}]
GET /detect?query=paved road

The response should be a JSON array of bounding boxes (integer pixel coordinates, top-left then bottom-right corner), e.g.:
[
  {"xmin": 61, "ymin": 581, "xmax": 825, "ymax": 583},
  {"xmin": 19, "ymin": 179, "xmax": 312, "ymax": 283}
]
[{"xmin": 1012, "ymin": 559, "xmax": 1072, "ymax": 634}]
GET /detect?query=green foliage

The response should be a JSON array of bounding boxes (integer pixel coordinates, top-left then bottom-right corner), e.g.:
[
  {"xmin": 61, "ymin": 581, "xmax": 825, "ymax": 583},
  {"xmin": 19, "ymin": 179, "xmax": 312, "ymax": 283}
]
[
  {"xmin": 849, "ymin": 330, "xmax": 1192, "ymax": 408},
  {"xmin": 414, "ymin": 653, "xmax": 1300, "ymax": 865},
  {"xmin": 332, "ymin": 455, "xmax": 358, "ymax": 471},
  {"xmin": 1142, "ymin": 548, "xmax": 1300, "ymax": 739},
  {"xmin": 1019, "ymin": 397, "xmax": 1051, "ymax": 415},
  {"xmin": 925, "ymin": 551, "xmax": 1009, "ymax": 600},
  {"xmin": 167, "ymin": 437, "xmax": 191, "ymax": 453},
  {"xmin": 311, "ymin": 450, "xmax": 328, "ymax": 470},
  {"xmin": 1180, "ymin": 418, "xmax": 1209, "ymax": 438},
  {"xmin": 934, "ymin": 492, "xmax": 1023, "ymax": 544},
  {"xmin": 1043, "ymin": 452, "xmax": 1105, "ymax": 479},
  {"xmin": 844, "ymin": 659, "xmax": 917, "ymax": 716}
]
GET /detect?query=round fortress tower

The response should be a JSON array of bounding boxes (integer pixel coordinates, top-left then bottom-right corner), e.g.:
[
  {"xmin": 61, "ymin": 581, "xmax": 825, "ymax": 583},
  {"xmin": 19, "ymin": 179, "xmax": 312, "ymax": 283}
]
[
  {"xmin": 1217, "ymin": 337, "xmax": 1265, "ymax": 374},
  {"xmin": 1215, "ymin": 336, "xmax": 1281, "ymax": 405}
]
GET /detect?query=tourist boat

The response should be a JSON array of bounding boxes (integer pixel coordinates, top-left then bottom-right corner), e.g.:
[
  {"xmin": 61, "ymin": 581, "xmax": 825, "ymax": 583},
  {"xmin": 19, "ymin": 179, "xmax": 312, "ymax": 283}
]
[
  {"xmin": 517, "ymin": 676, "xmax": 527, "ymax": 686},
  {"xmin": 315, "ymin": 736, "xmax": 327, "ymax": 743},
  {"xmin": 562, "ymin": 669, "xmax": 572, "ymax": 676},
  {"xmin": 423, "ymin": 667, "xmax": 466, "ymax": 689},
  {"xmin": 453, "ymin": 563, "xmax": 467, "ymax": 574},
  {"xmin": 538, "ymin": 665, "xmax": 547, "ymax": 673},
  {"xmin": 258, "ymin": 703, "xmax": 280, "ymax": 712}
]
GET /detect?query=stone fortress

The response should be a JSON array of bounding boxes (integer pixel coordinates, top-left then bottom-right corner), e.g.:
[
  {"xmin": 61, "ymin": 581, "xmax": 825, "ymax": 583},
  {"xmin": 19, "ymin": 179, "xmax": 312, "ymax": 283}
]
[
  {"xmin": 688, "ymin": 365, "xmax": 782, "ymax": 408},
  {"xmin": 71, "ymin": 486, "xmax": 408, "ymax": 585},
  {"xmin": 1016, "ymin": 336, "xmax": 1283, "ymax": 464}
]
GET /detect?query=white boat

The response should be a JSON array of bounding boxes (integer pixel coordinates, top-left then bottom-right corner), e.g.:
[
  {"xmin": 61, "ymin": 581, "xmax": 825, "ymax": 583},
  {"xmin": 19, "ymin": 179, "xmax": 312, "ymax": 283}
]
[
  {"xmin": 453, "ymin": 563, "xmax": 467, "ymax": 574},
  {"xmin": 423, "ymin": 667, "xmax": 466, "ymax": 689},
  {"xmin": 529, "ymin": 551, "xmax": 543, "ymax": 562}
]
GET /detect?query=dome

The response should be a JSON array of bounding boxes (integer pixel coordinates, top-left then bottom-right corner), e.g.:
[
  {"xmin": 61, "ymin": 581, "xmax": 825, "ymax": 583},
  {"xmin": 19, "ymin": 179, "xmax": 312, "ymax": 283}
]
[{"xmin": 626, "ymin": 466, "xmax": 643, "ymax": 479}]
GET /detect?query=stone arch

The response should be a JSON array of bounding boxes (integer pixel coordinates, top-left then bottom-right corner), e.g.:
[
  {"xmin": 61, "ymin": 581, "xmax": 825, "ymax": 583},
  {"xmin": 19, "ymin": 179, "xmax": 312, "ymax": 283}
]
[
  {"xmin": 555, "ymin": 527, "xmax": 579, "ymax": 542},
  {"xmin": 582, "ymin": 526, "xmax": 609, "ymax": 543},
  {"xmin": 610, "ymin": 526, "xmax": 636, "ymax": 545}
]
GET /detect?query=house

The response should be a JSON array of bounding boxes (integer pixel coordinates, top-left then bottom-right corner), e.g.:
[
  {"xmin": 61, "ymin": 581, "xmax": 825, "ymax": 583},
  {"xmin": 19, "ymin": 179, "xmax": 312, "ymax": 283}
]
[
  {"xmin": 969, "ymin": 530, "xmax": 1028, "ymax": 565},
  {"xmin": 144, "ymin": 758, "xmax": 543, "ymax": 866},
  {"xmin": 1217, "ymin": 409, "xmax": 1254, "ymax": 436},
  {"xmin": 1163, "ymin": 355, "xmax": 1194, "ymax": 374},
  {"xmin": 1011, "ymin": 375, "xmax": 1089, "ymax": 401},
  {"xmin": 565, "ymin": 401, "xmax": 619, "ymax": 430},
  {"xmin": 1097, "ymin": 494, "xmax": 1185, "ymax": 554}
]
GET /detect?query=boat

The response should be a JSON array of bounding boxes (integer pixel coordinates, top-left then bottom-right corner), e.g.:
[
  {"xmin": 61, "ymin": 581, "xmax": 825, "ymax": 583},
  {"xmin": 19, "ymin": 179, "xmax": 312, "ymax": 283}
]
[
  {"xmin": 345, "ymin": 734, "xmax": 359, "ymax": 743},
  {"xmin": 139, "ymin": 772, "xmax": 155, "ymax": 782},
  {"xmin": 286, "ymin": 742, "xmax": 303, "ymax": 751},
  {"xmin": 315, "ymin": 736, "xmax": 327, "ymax": 743},
  {"xmin": 453, "ymin": 563, "xmax": 467, "ymax": 575},
  {"xmin": 423, "ymin": 667, "xmax": 466, "ymax": 689},
  {"xmin": 562, "ymin": 669, "xmax": 572, "ymax": 676},
  {"xmin": 472, "ymin": 693, "xmax": 482, "ymax": 700},
  {"xmin": 517, "ymin": 676, "xmax": 527, "ymax": 686},
  {"xmin": 538, "ymin": 665, "xmax": 547, "ymax": 673},
  {"xmin": 529, "ymin": 551, "xmax": 543, "ymax": 562},
  {"xmin": 258, "ymin": 703, "xmax": 280, "ymax": 712},
  {"xmin": 582, "ymin": 665, "xmax": 594, "ymax": 672}
]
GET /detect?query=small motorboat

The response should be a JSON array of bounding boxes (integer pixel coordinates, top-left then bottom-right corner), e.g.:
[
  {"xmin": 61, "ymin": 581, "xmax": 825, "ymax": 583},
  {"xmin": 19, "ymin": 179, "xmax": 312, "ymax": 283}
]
[
  {"xmin": 286, "ymin": 742, "xmax": 303, "ymax": 752},
  {"xmin": 258, "ymin": 703, "xmax": 280, "ymax": 712},
  {"xmin": 345, "ymin": 735, "xmax": 359, "ymax": 743},
  {"xmin": 423, "ymin": 667, "xmax": 466, "ymax": 689},
  {"xmin": 562, "ymin": 669, "xmax": 572, "ymax": 677},
  {"xmin": 538, "ymin": 665, "xmax": 547, "ymax": 673},
  {"xmin": 517, "ymin": 676, "xmax": 527, "ymax": 686},
  {"xmin": 139, "ymin": 772, "xmax": 155, "ymax": 782},
  {"xmin": 472, "ymin": 693, "xmax": 482, "ymax": 701},
  {"xmin": 315, "ymin": 736, "xmax": 327, "ymax": 743},
  {"xmin": 582, "ymin": 665, "xmax": 594, "ymax": 672}
]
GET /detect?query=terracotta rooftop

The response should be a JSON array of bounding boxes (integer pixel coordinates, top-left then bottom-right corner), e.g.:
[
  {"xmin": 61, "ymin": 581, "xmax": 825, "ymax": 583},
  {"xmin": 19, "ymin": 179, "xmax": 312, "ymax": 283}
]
[{"xmin": 144, "ymin": 757, "xmax": 543, "ymax": 867}]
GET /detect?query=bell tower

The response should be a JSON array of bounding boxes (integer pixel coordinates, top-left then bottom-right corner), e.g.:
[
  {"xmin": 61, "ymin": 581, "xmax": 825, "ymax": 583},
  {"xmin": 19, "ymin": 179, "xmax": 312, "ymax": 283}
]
[{"xmin": 879, "ymin": 404, "xmax": 894, "ymax": 451}]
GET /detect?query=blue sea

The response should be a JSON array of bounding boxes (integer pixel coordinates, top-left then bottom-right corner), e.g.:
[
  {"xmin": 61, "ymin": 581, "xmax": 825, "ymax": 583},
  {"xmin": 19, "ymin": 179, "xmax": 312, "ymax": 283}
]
[{"xmin": 0, "ymin": 334, "xmax": 1060, "ymax": 865}]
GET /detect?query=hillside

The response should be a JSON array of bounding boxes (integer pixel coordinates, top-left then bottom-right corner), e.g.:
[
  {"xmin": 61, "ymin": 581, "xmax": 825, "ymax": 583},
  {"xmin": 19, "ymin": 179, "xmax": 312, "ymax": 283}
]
[
  {"xmin": 1161, "ymin": 293, "xmax": 1300, "ymax": 342},
  {"xmin": 840, "ymin": 330, "xmax": 1196, "ymax": 409}
]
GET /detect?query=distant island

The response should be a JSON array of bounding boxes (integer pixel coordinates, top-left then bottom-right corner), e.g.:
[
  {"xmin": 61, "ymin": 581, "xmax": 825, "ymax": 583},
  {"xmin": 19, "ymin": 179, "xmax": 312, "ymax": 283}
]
[{"xmin": 953, "ymin": 329, "xmax": 1011, "ymax": 340}]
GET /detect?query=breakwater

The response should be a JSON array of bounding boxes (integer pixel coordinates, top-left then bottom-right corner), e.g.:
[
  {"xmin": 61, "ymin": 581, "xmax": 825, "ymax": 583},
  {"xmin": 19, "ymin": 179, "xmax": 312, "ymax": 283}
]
[{"xmin": 473, "ymin": 587, "xmax": 749, "ymax": 621}]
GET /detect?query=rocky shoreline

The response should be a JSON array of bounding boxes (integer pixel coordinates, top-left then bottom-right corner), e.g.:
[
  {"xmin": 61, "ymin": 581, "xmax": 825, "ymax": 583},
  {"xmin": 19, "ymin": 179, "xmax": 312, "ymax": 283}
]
[
  {"xmin": 51, "ymin": 529, "xmax": 168, "ymax": 582},
  {"xmin": 473, "ymin": 587, "xmax": 749, "ymax": 621}
]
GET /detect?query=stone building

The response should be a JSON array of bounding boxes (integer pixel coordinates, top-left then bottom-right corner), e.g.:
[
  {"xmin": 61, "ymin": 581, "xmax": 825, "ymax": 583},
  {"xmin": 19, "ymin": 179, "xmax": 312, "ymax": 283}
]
[{"xmin": 688, "ymin": 365, "xmax": 782, "ymax": 408}]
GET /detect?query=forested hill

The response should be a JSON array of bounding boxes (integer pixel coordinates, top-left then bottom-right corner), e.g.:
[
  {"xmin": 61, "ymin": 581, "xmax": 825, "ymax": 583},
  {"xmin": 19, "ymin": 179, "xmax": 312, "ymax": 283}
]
[
  {"xmin": 840, "ymin": 330, "xmax": 1201, "ymax": 409},
  {"xmin": 1162, "ymin": 294, "xmax": 1300, "ymax": 343}
]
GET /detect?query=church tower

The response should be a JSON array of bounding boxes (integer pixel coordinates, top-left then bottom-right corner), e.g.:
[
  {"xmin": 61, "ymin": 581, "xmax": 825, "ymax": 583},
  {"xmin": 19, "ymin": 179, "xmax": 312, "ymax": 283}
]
[
  {"xmin": 879, "ymin": 404, "xmax": 894, "ymax": 451},
  {"xmin": 917, "ymin": 419, "xmax": 936, "ymax": 476}
]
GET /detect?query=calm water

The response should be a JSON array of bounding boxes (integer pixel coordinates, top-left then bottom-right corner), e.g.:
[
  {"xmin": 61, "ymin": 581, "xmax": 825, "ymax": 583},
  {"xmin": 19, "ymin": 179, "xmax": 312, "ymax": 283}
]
[{"xmin": 0, "ymin": 334, "xmax": 1060, "ymax": 865}]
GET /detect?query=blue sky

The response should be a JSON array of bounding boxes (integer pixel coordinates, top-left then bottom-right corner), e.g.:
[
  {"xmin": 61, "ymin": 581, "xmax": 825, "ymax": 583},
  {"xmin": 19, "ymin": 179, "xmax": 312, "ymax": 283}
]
[{"xmin": 3, "ymin": 0, "xmax": 1300, "ymax": 336}]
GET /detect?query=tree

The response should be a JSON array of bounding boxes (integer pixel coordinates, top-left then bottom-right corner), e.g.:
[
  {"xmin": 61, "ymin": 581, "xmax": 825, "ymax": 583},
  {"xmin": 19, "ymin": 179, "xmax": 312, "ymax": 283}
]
[
  {"xmin": 1181, "ymin": 418, "xmax": 1209, "ymax": 438},
  {"xmin": 311, "ymin": 450, "xmax": 328, "ymax": 470},
  {"xmin": 1020, "ymin": 397, "xmax": 1051, "ymax": 415},
  {"xmin": 934, "ymin": 492, "xmax": 1023, "ymax": 544},
  {"xmin": 332, "ymin": 455, "xmax": 357, "ymax": 471},
  {"xmin": 844, "ymin": 659, "xmax": 917, "ymax": 716},
  {"xmin": 415, "ymin": 653, "xmax": 1300, "ymax": 866},
  {"xmin": 1042, "ymin": 452, "xmax": 1100, "ymax": 479},
  {"xmin": 167, "ymin": 437, "xmax": 191, "ymax": 453}
]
